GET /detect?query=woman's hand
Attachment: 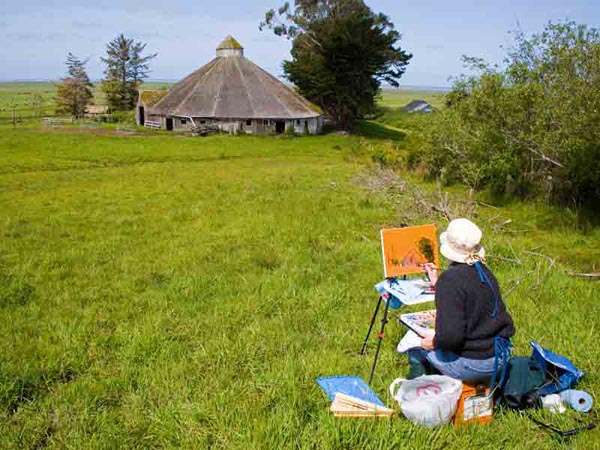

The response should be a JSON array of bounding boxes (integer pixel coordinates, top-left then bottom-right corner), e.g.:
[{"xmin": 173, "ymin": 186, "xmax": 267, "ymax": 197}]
[
  {"xmin": 421, "ymin": 332, "xmax": 435, "ymax": 350},
  {"xmin": 423, "ymin": 263, "xmax": 438, "ymax": 286}
]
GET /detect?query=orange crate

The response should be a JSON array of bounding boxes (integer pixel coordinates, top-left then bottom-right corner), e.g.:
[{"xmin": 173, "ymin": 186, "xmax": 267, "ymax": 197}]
[{"xmin": 453, "ymin": 382, "xmax": 493, "ymax": 427}]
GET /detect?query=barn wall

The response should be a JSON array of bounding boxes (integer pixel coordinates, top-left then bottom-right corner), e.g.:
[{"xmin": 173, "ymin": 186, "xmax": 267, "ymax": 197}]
[
  {"xmin": 316, "ymin": 116, "xmax": 324, "ymax": 134},
  {"xmin": 189, "ymin": 118, "xmax": 241, "ymax": 134},
  {"xmin": 243, "ymin": 119, "xmax": 254, "ymax": 134},
  {"xmin": 217, "ymin": 119, "xmax": 242, "ymax": 134},
  {"xmin": 144, "ymin": 113, "xmax": 164, "ymax": 127},
  {"xmin": 291, "ymin": 117, "xmax": 323, "ymax": 135},
  {"xmin": 172, "ymin": 117, "xmax": 191, "ymax": 130},
  {"xmin": 145, "ymin": 116, "xmax": 323, "ymax": 135},
  {"xmin": 192, "ymin": 118, "xmax": 218, "ymax": 127},
  {"xmin": 252, "ymin": 119, "xmax": 276, "ymax": 134}
]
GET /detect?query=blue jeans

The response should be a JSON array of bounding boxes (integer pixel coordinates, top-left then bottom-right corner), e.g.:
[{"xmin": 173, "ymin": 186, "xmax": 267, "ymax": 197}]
[{"xmin": 408, "ymin": 348, "xmax": 496, "ymax": 382}]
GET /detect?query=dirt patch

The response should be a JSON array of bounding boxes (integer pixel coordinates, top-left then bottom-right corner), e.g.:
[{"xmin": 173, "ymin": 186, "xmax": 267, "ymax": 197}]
[{"xmin": 40, "ymin": 126, "xmax": 156, "ymax": 137}]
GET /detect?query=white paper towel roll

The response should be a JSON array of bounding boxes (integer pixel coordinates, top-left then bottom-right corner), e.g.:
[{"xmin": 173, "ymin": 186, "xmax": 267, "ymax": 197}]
[{"xmin": 559, "ymin": 389, "xmax": 593, "ymax": 413}]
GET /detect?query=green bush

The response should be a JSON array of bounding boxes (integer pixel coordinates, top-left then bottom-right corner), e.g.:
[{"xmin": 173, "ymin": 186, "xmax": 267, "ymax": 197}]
[
  {"xmin": 111, "ymin": 110, "xmax": 136, "ymax": 125},
  {"xmin": 371, "ymin": 142, "xmax": 406, "ymax": 169},
  {"xmin": 420, "ymin": 21, "xmax": 600, "ymax": 207}
]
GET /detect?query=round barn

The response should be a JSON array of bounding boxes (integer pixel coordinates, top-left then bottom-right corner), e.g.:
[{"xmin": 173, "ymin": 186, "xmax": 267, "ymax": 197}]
[{"xmin": 138, "ymin": 36, "xmax": 324, "ymax": 135}]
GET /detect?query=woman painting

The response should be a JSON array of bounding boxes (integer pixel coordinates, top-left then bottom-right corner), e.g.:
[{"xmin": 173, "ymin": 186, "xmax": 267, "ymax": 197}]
[{"xmin": 408, "ymin": 218, "xmax": 515, "ymax": 381}]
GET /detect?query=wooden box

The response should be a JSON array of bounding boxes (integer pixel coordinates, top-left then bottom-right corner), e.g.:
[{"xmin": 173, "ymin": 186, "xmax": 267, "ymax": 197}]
[{"xmin": 453, "ymin": 382, "xmax": 494, "ymax": 427}]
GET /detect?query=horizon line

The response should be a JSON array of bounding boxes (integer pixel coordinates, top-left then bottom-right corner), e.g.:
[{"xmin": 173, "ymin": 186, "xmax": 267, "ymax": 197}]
[{"xmin": 0, "ymin": 78, "xmax": 452, "ymax": 91}]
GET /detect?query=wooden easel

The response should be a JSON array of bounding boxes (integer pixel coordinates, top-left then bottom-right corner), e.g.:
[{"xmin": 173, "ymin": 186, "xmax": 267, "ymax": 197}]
[{"xmin": 360, "ymin": 224, "xmax": 439, "ymax": 384}]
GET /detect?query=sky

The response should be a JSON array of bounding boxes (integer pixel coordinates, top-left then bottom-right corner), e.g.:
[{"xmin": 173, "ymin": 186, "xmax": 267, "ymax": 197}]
[{"xmin": 1, "ymin": 1, "xmax": 599, "ymax": 87}]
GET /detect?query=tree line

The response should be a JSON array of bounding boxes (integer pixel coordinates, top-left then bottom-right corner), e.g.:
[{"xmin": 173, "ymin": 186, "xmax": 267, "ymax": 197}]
[{"xmin": 55, "ymin": 34, "xmax": 156, "ymax": 117}]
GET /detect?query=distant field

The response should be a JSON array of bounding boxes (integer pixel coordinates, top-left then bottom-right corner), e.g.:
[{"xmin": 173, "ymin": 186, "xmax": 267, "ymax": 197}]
[
  {"xmin": 0, "ymin": 82, "xmax": 444, "ymax": 122},
  {"xmin": 379, "ymin": 88, "xmax": 448, "ymax": 110},
  {"xmin": 0, "ymin": 82, "xmax": 171, "ymax": 121},
  {"xmin": 0, "ymin": 82, "xmax": 56, "ymax": 120}
]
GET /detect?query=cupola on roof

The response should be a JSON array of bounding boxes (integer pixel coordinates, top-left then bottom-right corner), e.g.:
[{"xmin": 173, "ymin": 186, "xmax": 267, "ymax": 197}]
[{"xmin": 216, "ymin": 35, "xmax": 244, "ymax": 57}]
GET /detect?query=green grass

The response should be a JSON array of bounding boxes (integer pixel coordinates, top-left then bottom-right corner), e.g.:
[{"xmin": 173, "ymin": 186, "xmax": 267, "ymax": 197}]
[
  {"xmin": 0, "ymin": 81, "xmax": 171, "ymax": 121},
  {"xmin": 378, "ymin": 88, "xmax": 448, "ymax": 110},
  {"xmin": 0, "ymin": 82, "xmax": 56, "ymax": 120},
  {"xmin": 0, "ymin": 126, "xmax": 598, "ymax": 449},
  {"xmin": 0, "ymin": 83, "xmax": 598, "ymax": 449}
]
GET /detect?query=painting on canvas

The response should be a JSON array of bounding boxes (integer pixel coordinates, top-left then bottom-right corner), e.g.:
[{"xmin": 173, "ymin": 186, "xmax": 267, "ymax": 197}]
[{"xmin": 380, "ymin": 224, "xmax": 439, "ymax": 277}]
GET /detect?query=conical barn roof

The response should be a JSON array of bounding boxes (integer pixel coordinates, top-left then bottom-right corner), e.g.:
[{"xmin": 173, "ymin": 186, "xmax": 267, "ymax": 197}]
[{"xmin": 150, "ymin": 37, "xmax": 321, "ymax": 120}]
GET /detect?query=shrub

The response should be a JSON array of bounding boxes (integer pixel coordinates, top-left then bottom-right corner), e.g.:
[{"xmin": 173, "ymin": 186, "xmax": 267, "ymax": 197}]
[
  {"xmin": 111, "ymin": 110, "xmax": 136, "ymax": 125},
  {"xmin": 371, "ymin": 142, "xmax": 406, "ymax": 169},
  {"xmin": 420, "ymin": 21, "xmax": 600, "ymax": 207}
]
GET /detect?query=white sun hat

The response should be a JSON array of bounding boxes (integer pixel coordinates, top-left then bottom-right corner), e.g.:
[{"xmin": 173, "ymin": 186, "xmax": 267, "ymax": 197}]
[{"xmin": 439, "ymin": 218, "xmax": 485, "ymax": 264}]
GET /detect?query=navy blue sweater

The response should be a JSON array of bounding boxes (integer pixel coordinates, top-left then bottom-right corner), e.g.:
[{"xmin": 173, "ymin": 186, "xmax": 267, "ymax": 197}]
[{"xmin": 433, "ymin": 262, "xmax": 515, "ymax": 359}]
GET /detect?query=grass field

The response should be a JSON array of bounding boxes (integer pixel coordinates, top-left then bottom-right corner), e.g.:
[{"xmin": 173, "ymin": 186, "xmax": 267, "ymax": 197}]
[
  {"xmin": 1, "ymin": 125, "xmax": 598, "ymax": 449},
  {"xmin": 0, "ymin": 82, "xmax": 56, "ymax": 120},
  {"xmin": 0, "ymin": 82, "xmax": 171, "ymax": 121},
  {"xmin": 0, "ymin": 83, "xmax": 598, "ymax": 449},
  {"xmin": 379, "ymin": 88, "xmax": 448, "ymax": 110}
]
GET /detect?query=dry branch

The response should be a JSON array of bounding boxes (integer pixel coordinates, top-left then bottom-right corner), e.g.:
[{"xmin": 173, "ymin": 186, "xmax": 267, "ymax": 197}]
[
  {"xmin": 487, "ymin": 255, "xmax": 522, "ymax": 265},
  {"xmin": 567, "ymin": 272, "xmax": 600, "ymax": 279},
  {"xmin": 523, "ymin": 250, "xmax": 556, "ymax": 289},
  {"xmin": 502, "ymin": 129, "xmax": 564, "ymax": 168},
  {"xmin": 504, "ymin": 272, "xmax": 532, "ymax": 298},
  {"xmin": 476, "ymin": 201, "xmax": 499, "ymax": 210},
  {"xmin": 355, "ymin": 167, "xmax": 477, "ymax": 224}
]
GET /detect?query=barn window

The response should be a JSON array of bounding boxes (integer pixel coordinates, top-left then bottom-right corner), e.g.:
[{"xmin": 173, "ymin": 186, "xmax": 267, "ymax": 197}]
[
  {"xmin": 263, "ymin": 120, "xmax": 269, "ymax": 125},
  {"xmin": 296, "ymin": 120, "xmax": 301, "ymax": 125},
  {"xmin": 200, "ymin": 120, "xmax": 207, "ymax": 124},
  {"xmin": 181, "ymin": 118, "xmax": 188, "ymax": 124},
  {"xmin": 246, "ymin": 119, "xmax": 252, "ymax": 126}
]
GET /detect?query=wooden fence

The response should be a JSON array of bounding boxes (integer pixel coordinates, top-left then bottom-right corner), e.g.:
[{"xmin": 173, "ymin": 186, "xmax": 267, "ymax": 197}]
[
  {"xmin": 42, "ymin": 117, "xmax": 74, "ymax": 126},
  {"xmin": 144, "ymin": 120, "xmax": 161, "ymax": 130}
]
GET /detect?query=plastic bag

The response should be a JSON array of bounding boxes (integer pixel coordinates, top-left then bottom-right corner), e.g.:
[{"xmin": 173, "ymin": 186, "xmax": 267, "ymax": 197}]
[{"xmin": 389, "ymin": 375, "xmax": 462, "ymax": 427}]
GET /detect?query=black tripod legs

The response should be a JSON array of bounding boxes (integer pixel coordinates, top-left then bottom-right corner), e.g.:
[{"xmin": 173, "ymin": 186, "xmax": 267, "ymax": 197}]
[
  {"xmin": 359, "ymin": 295, "xmax": 391, "ymax": 385},
  {"xmin": 360, "ymin": 296, "xmax": 383, "ymax": 356}
]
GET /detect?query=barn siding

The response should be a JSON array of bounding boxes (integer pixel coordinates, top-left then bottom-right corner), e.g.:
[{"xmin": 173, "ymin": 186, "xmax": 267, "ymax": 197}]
[
  {"xmin": 145, "ymin": 115, "xmax": 323, "ymax": 135},
  {"xmin": 291, "ymin": 117, "xmax": 323, "ymax": 134}
]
